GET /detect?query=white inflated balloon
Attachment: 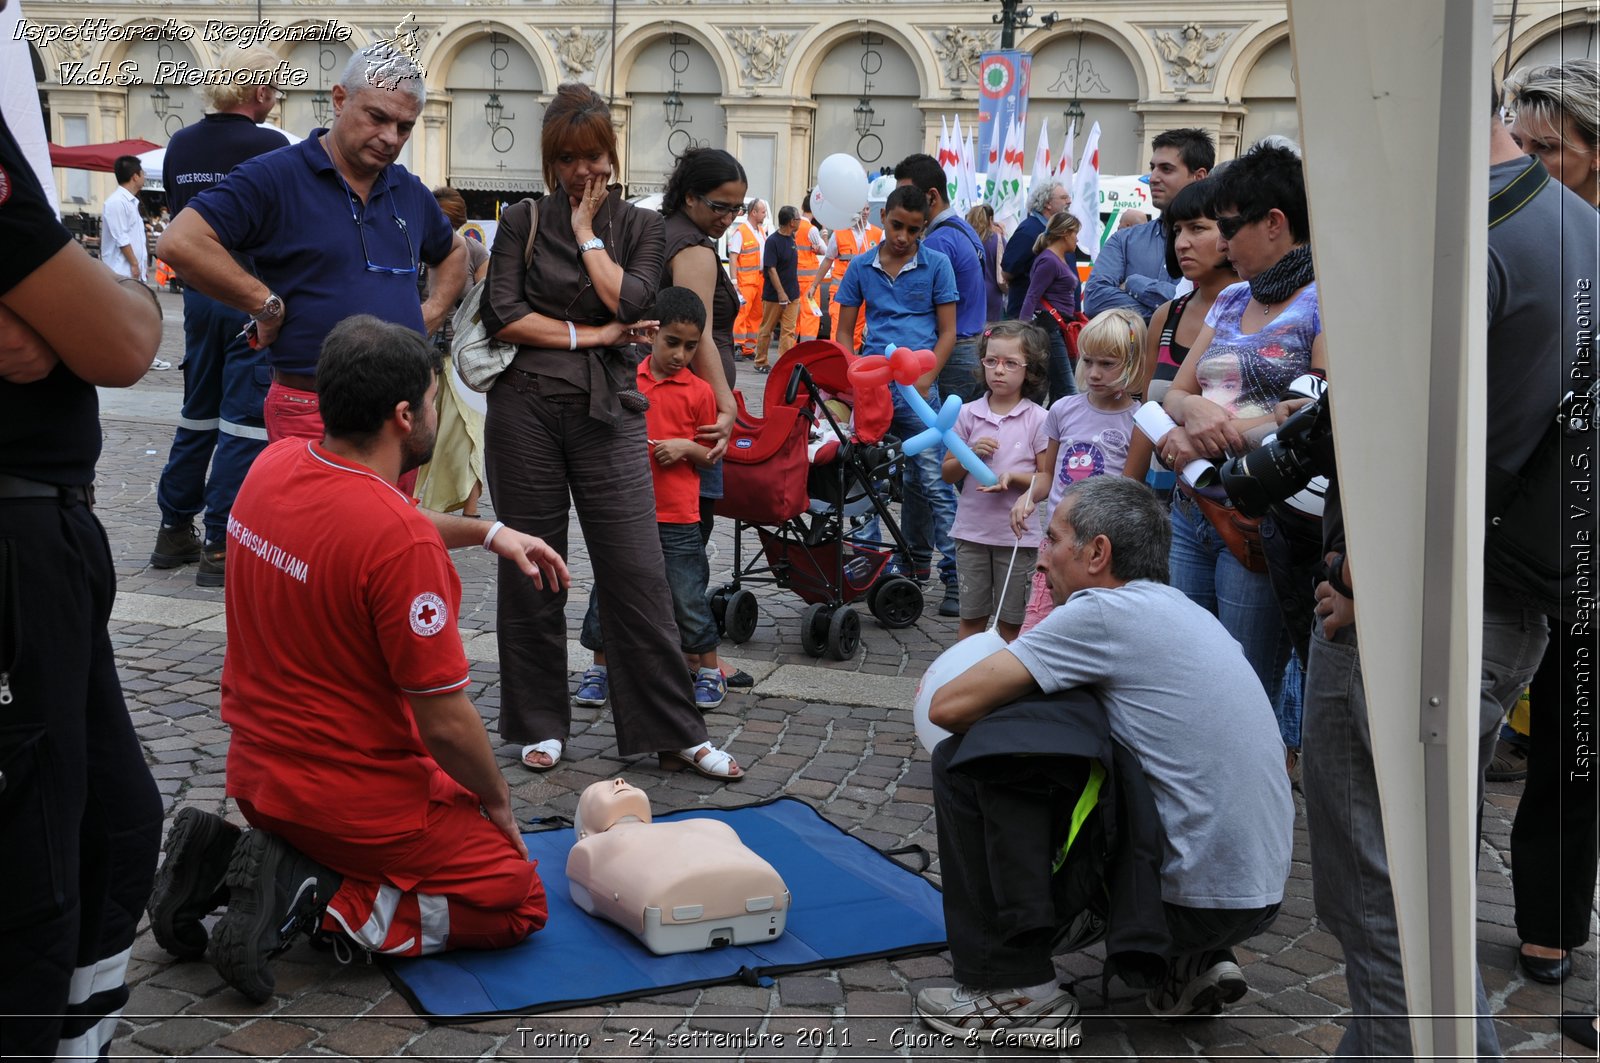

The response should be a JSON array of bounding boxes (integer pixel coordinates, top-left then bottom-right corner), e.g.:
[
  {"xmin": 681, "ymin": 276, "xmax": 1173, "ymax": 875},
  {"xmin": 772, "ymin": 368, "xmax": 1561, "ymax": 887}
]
[
  {"xmin": 912, "ymin": 629, "xmax": 1008, "ymax": 754},
  {"xmin": 449, "ymin": 355, "xmax": 488, "ymax": 417},
  {"xmin": 812, "ymin": 153, "xmax": 868, "ymax": 229}
]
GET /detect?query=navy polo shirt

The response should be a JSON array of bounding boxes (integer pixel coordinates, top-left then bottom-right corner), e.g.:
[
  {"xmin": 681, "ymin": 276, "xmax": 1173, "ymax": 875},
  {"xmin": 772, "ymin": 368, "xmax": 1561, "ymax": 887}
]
[
  {"xmin": 162, "ymin": 113, "xmax": 292, "ymax": 214},
  {"xmin": 187, "ymin": 128, "xmax": 453, "ymax": 374},
  {"xmin": 832, "ymin": 243, "xmax": 958, "ymax": 356}
]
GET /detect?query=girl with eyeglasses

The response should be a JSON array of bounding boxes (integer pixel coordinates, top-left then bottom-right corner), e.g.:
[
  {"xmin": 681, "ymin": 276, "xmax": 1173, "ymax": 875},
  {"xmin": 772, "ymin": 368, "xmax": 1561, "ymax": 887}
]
[{"xmin": 938, "ymin": 319, "xmax": 1052, "ymax": 641}]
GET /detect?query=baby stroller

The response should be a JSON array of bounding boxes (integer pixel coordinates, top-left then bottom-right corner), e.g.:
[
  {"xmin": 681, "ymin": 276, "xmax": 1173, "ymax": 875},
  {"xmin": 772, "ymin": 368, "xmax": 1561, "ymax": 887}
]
[{"xmin": 711, "ymin": 339, "xmax": 926, "ymax": 660}]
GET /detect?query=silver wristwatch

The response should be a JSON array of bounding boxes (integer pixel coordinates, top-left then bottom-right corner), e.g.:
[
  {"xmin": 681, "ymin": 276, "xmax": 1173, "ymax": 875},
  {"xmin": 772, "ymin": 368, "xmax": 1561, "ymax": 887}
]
[
  {"xmin": 256, "ymin": 292, "xmax": 285, "ymax": 321},
  {"xmin": 577, "ymin": 237, "xmax": 605, "ymax": 254}
]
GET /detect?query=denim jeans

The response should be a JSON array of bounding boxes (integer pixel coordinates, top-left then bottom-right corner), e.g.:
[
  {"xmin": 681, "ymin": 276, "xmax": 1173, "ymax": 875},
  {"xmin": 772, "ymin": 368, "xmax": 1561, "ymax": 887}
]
[
  {"xmin": 1168, "ymin": 493, "xmax": 1292, "ymax": 739},
  {"xmin": 1302, "ymin": 613, "xmax": 1542, "ymax": 1061},
  {"xmin": 1033, "ymin": 312, "xmax": 1077, "ymax": 405},
  {"xmin": 936, "ymin": 335, "xmax": 984, "ymax": 406},
  {"xmin": 857, "ymin": 387, "xmax": 958, "ymax": 586},
  {"xmin": 156, "ymin": 288, "xmax": 271, "ymax": 544},
  {"xmin": 581, "ymin": 521, "xmax": 718, "ymax": 656}
]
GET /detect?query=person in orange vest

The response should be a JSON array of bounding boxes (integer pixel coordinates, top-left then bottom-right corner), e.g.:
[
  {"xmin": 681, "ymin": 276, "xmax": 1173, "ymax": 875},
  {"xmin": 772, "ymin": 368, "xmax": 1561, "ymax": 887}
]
[
  {"xmin": 810, "ymin": 205, "xmax": 881, "ymax": 353},
  {"xmin": 722, "ymin": 199, "xmax": 767, "ymax": 360},
  {"xmin": 793, "ymin": 192, "xmax": 828, "ymax": 341}
]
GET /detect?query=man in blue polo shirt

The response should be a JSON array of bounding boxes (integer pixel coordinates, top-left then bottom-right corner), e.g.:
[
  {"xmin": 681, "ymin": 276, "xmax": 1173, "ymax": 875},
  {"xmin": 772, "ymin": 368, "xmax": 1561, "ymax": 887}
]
[
  {"xmin": 834, "ymin": 184, "xmax": 961, "ymax": 617},
  {"xmin": 892, "ymin": 153, "xmax": 987, "ymax": 406},
  {"xmin": 1083, "ymin": 128, "xmax": 1212, "ymax": 320},
  {"xmin": 148, "ymin": 44, "xmax": 294, "ymax": 588},
  {"xmin": 157, "ymin": 41, "xmax": 468, "ymax": 446}
]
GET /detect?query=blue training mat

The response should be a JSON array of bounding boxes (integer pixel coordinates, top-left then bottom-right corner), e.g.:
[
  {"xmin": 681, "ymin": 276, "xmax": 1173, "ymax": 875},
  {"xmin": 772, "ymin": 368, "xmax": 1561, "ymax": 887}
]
[{"xmin": 383, "ymin": 797, "xmax": 947, "ymax": 1019}]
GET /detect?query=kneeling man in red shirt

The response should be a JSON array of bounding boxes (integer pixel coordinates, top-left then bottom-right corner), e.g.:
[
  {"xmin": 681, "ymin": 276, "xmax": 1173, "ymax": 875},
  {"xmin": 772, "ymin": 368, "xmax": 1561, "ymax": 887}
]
[{"xmin": 147, "ymin": 314, "xmax": 567, "ymax": 1001}]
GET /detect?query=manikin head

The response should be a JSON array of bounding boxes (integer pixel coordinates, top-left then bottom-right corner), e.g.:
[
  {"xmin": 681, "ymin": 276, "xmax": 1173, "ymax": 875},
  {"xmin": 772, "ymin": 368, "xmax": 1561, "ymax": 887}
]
[{"xmin": 574, "ymin": 778, "xmax": 653, "ymax": 839}]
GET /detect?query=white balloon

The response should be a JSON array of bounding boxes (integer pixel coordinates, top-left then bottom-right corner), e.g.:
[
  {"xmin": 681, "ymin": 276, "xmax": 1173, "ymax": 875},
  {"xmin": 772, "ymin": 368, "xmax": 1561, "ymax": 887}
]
[
  {"xmin": 812, "ymin": 153, "xmax": 868, "ymax": 229},
  {"xmin": 449, "ymin": 355, "xmax": 488, "ymax": 417},
  {"xmin": 912, "ymin": 629, "xmax": 1009, "ymax": 754}
]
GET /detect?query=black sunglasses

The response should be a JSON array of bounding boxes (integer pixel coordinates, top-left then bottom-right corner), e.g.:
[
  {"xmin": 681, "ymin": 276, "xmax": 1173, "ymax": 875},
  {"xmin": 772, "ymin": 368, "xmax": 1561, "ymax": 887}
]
[{"xmin": 1215, "ymin": 209, "xmax": 1268, "ymax": 241}]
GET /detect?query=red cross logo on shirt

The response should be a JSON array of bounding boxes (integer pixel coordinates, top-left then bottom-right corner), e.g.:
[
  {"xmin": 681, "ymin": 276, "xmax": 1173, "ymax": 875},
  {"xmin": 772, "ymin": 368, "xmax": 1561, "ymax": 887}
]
[{"xmin": 409, "ymin": 592, "xmax": 448, "ymax": 637}]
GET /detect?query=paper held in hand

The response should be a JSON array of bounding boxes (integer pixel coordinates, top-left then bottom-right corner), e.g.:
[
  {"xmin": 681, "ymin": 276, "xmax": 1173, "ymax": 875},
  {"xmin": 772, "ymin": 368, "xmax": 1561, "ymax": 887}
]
[{"xmin": 1134, "ymin": 401, "xmax": 1220, "ymax": 489}]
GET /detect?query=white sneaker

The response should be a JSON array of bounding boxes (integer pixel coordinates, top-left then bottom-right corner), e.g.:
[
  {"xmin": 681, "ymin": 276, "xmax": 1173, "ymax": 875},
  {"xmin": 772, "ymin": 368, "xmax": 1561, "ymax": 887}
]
[
  {"xmin": 150, "ymin": 357, "xmax": 172, "ymax": 371},
  {"xmin": 915, "ymin": 983, "xmax": 1082, "ymax": 1049},
  {"xmin": 1146, "ymin": 949, "xmax": 1248, "ymax": 1018}
]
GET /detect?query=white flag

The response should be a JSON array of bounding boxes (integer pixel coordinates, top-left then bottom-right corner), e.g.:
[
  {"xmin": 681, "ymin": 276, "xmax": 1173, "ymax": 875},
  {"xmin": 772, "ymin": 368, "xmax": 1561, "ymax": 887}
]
[
  {"xmin": 948, "ymin": 114, "xmax": 965, "ymax": 208},
  {"xmin": 1055, "ymin": 120, "xmax": 1077, "ymax": 181},
  {"xmin": 984, "ymin": 115, "xmax": 1005, "ymax": 208},
  {"xmin": 1069, "ymin": 121, "xmax": 1103, "ymax": 260},
  {"xmin": 1029, "ymin": 117, "xmax": 1053, "ymax": 199}
]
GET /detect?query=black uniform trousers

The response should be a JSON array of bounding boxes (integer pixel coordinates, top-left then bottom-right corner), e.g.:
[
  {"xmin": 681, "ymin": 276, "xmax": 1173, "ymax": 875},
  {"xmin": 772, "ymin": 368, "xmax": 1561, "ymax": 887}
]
[{"xmin": 0, "ymin": 495, "xmax": 162, "ymax": 1060}]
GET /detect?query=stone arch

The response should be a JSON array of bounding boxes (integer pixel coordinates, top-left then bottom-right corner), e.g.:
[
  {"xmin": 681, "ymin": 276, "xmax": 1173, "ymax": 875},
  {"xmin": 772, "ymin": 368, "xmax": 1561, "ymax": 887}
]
[
  {"xmin": 1019, "ymin": 23, "xmax": 1148, "ymax": 175},
  {"xmin": 425, "ymin": 22, "xmax": 557, "ymax": 97},
  {"xmin": 793, "ymin": 23, "xmax": 929, "ymax": 174},
  {"xmin": 612, "ymin": 22, "xmax": 733, "ymax": 100},
  {"xmin": 621, "ymin": 29, "xmax": 727, "ymax": 192},
  {"xmin": 103, "ymin": 29, "xmax": 205, "ymax": 144},
  {"xmin": 1500, "ymin": 11, "xmax": 1599, "ymax": 73},
  {"xmin": 1237, "ymin": 34, "xmax": 1298, "ymax": 149},
  {"xmin": 1220, "ymin": 22, "xmax": 1291, "ymax": 104},
  {"xmin": 437, "ymin": 26, "xmax": 547, "ymax": 194}
]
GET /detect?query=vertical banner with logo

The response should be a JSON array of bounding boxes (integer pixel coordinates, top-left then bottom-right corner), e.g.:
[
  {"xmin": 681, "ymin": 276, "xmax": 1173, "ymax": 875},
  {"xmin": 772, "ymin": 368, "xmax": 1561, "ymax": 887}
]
[{"xmin": 977, "ymin": 50, "xmax": 1032, "ymax": 163}]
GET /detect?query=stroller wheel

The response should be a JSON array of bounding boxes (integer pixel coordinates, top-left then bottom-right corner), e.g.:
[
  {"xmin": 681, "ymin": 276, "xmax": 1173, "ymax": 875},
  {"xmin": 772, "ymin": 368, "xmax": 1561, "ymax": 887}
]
[
  {"xmin": 726, "ymin": 589, "xmax": 760, "ymax": 644},
  {"xmin": 709, "ymin": 584, "xmax": 736, "ymax": 635},
  {"xmin": 826, "ymin": 606, "xmax": 861, "ymax": 661},
  {"xmin": 800, "ymin": 603, "xmax": 829, "ymax": 657},
  {"xmin": 868, "ymin": 576, "xmax": 925, "ymax": 629}
]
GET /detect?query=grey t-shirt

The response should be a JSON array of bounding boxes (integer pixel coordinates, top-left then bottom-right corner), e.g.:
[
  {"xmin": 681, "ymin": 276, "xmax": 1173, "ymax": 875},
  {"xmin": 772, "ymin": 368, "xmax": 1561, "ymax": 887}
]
[{"xmin": 1008, "ymin": 579, "xmax": 1293, "ymax": 909}]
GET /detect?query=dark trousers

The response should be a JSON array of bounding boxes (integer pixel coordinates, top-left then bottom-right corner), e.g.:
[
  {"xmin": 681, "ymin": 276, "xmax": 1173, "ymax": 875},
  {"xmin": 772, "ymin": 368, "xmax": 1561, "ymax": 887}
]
[
  {"xmin": 0, "ymin": 498, "xmax": 162, "ymax": 1059},
  {"xmin": 483, "ymin": 372, "xmax": 708, "ymax": 756},
  {"xmin": 1511, "ymin": 632, "xmax": 1599, "ymax": 950},
  {"xmin": 1032, "ymin": 312, "xmax": 1078, "ymax": 405},
  {"xmin": 580, "ymin": 521, "xmax": 719, "ymax": 657},
  {"xmin": 932, "ymin": 739, "xmax": 1277, "ymax": 989},
  {"xmin": 156, "ymin": 288, "xmax": 270, "ymax": 544}
]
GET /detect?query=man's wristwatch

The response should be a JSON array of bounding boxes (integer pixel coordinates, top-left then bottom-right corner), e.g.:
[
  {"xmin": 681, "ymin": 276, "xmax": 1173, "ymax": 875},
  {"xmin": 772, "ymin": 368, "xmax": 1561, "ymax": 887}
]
[
  {"xmin": 255, "ymin": 292, "xmax": 284, "ymax": 321},
  {"xmin": 577, "ymin": 237, "xmax": 605, "ymax": 254}
]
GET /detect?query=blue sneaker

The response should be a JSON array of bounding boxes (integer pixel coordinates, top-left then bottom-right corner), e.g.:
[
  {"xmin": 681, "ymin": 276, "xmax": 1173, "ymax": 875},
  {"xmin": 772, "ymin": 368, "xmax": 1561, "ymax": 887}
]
[
  {"xmin": 693, "ymin": 669, "xmax": 727, "ymax": 710},
  {"xmin": 574, "ymin": 666, "xmax": 608, "ymax": 706}
]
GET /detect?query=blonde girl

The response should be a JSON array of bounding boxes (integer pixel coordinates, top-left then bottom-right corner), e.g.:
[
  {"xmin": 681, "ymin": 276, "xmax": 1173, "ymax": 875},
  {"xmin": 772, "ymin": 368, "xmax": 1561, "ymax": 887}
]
[
  {"xmin": 1011, "ymin": 308, "xmax": 1147, "ymax": 631},
  {"xmin": 940, "ymin": 321, "xmax": 1052, "ymax": 640}
]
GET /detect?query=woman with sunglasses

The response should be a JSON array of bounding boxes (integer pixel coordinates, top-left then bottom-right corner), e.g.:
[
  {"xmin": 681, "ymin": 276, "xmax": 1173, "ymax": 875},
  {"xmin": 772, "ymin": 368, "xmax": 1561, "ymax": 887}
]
[
  {"xmin": 1498, "ymin": 57, "xmax": 1600, "ymax": 1048},
  {"xmin": 1159, "ymin": 142, "xmax": 1325, "ymax": 756},
  {"xmin": 480, "ymin": 83, "xmax": 744, "ymax": 782}
]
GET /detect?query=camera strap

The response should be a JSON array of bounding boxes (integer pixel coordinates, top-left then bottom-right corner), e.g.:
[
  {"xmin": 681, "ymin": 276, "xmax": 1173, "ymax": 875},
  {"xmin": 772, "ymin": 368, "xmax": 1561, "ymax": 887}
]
[{"xmin": 1488, "ymin": 157, "xmax": 1548, "ymax": 229}]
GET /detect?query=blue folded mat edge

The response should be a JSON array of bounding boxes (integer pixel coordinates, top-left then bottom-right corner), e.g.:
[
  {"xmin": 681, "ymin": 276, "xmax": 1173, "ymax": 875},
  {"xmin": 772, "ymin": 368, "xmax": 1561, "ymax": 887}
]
[{"xmin": 380, "ymin": 796, "xmax": 948, "ymax": 1022}]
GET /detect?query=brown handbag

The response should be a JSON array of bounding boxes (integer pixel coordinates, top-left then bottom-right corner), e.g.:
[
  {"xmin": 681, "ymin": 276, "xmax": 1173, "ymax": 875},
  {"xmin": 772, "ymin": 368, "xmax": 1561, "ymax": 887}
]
[{"xmin": 1180, "ymin": 483, "xmax": 1268, "ymax": 573}]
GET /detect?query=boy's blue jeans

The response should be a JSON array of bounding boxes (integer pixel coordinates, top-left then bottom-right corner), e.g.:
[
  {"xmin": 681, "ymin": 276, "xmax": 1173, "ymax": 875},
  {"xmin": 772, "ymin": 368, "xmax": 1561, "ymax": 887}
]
[{"xmin": 581, "ymin": 521, "xmax": 719, "ymax": 656}]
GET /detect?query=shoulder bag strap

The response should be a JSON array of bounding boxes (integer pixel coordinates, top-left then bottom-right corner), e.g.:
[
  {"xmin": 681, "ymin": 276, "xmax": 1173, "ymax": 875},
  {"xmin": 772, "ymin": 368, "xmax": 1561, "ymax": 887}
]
[{"xmin": 521, "ymin": 198, "xmax": 540, "ymax": 268}]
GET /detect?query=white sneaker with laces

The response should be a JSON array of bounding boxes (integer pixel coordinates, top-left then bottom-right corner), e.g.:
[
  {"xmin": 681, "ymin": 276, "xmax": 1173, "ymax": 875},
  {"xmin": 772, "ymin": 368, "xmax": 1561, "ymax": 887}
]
[
  {"xmin": 1146, "ymin": 949, "xmax": 1248, "ymax": 1018},
  {"xmin": 915, "ymin": 983, "xmax": 1082, "ymax": 1049}
]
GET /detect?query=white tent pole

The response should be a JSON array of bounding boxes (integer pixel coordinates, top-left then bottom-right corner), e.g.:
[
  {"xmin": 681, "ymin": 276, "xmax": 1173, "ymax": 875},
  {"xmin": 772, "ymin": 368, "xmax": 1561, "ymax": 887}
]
[{"xmin": 1288, "ymin": 1, "xmax": 1489, "ymax": 1058}]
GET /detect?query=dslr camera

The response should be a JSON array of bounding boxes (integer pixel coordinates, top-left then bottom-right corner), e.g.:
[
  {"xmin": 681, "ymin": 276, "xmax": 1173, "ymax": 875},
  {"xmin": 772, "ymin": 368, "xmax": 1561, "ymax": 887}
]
[{"xmin": 1218, "ymin": 374, "xmax": 1334, "ymax": 519}]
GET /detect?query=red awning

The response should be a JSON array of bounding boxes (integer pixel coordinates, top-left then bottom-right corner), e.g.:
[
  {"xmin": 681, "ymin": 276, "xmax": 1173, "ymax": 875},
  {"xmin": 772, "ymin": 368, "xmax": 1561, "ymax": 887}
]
[{"xmin": 48, "ymin": 139, "xmax": 161, "ymax": 172}]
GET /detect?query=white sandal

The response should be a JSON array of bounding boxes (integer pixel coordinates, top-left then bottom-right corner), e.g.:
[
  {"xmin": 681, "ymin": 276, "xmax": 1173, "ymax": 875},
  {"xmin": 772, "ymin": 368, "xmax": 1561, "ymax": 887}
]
[
  {"xmin": 520, "ymin": 739, "xmax": 563, "ymax": 773},
  {"xmin": 657, "ymin": 741, "xmax": 744, "ymax": 781}
]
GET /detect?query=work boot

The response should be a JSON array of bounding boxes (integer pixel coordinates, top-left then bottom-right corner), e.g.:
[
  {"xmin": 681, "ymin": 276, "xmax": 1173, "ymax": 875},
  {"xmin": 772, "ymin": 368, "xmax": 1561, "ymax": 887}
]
[
  {"xmin": 196, "ymin": 543, "xmax": 226, "ymax": 588},
  {"xmin": 148, "ymin": 808, "xmax": 242, "ymax": 959},
  {"xmin": 207, "ymin": 830, "xmax": 342, "ymax": 1003},
  {"xmin": 150, "ymin": 522, "xmax": 203, "ymax": 568}
]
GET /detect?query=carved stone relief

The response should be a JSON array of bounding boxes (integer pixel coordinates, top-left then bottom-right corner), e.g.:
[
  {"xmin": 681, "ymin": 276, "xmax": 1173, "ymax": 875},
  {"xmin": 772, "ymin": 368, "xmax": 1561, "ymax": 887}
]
[
  {"xmin": 723, "ymin": 25, "xmax": 798, "ymax": 86},
  {"xmin": 1148, "ymin": 22, "xmax": 1234, "ymax": 91},
  {"xmin": 548, "ymin": 27, "xmax": 605, "ymax": 80}
]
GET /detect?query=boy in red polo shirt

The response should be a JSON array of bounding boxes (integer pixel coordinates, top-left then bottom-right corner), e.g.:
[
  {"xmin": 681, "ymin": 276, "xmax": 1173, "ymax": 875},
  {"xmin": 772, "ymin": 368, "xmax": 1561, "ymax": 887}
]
[{"xmin": 578, "ymin": 288, "xmax": 727, "ymax": 707}]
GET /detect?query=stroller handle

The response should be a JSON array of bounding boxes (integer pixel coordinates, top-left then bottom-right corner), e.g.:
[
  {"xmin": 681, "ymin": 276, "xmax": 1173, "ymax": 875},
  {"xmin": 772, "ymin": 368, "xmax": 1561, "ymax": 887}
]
[{"xmin": 784, "ymin": 363, "xmax": 813, "ymax": 407}]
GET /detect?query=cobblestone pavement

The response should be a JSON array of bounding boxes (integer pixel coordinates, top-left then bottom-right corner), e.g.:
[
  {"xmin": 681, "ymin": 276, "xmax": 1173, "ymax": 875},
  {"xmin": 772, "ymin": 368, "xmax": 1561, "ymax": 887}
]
[{"xmin": 92, "ymin": 292, "xmax": 1593, "ymax": 1059}]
